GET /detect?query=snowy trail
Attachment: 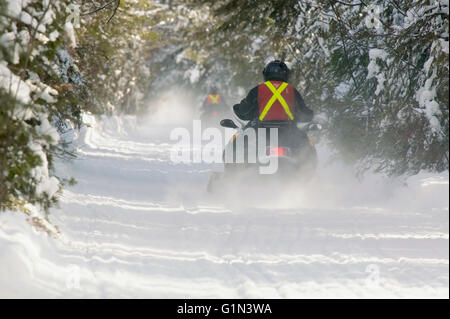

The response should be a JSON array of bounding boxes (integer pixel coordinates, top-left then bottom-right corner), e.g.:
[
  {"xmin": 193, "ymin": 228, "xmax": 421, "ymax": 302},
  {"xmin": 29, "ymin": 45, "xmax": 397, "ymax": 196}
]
[{"xmin": 0, "ymin": 115, "xmax": 448, "ymax": 298}]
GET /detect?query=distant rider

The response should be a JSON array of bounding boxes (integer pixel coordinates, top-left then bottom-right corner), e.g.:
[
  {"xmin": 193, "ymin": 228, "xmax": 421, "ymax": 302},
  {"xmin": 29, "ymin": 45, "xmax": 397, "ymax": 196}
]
[
  {"xmin": 201, "ymin": 85, "xmax": 227, "ymax": 117},
  {"xmin": 204, "ymin": 85, "xmax": 223, "ymax": 106}
]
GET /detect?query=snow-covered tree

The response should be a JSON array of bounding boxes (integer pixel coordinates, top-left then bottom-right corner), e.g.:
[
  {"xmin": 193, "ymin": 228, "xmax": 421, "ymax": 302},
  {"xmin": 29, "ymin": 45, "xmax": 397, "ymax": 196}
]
[
  {"xmin": 171, "ymin": 0, "xmax": 449, "ymax": 175},
  {"xmin": 74, "ymin": 0, "xmax": 158, "ymax": 115},
  {"xmin": 0, "ymin": 0, "xmax": 79, "ymax": 215},
  {"xmin": 0, "ymin": 0, "xmax": 168, "ymax": 216}
]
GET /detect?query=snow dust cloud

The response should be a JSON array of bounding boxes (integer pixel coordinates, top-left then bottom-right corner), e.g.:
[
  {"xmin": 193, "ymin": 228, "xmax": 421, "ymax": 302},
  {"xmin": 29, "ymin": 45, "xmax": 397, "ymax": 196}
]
[{"xmin": 112, "ymin": 90, "xmax": 449, "ymax": 217}]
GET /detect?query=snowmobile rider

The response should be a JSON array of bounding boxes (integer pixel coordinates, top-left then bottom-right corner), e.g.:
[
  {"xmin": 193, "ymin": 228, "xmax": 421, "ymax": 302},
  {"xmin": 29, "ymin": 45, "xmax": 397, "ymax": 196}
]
[
  {"xmin": 203, "ymin": 85, "xmax": 225, "ymax": 109},
  {"xmin": 233, "ymin": 60, "xmax": 313, "ymax": 125},
  {"xmin": 200, "ymin": 85, "xmax": 228, "ymax": 122}
]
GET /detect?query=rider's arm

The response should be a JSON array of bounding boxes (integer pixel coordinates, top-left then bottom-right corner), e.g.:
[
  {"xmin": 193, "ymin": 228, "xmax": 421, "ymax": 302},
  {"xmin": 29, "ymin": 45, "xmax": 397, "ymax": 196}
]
[
  {"xmin": 202, "ymin": 97, "xmax": 208, "ymax": 108},
  {"xmin": 294, "ymin": 89, "xmax": 314, "ymax": 122},
  {"xmin": 233, "ymin": 86, "xmax": 258, "ymax": 120}
]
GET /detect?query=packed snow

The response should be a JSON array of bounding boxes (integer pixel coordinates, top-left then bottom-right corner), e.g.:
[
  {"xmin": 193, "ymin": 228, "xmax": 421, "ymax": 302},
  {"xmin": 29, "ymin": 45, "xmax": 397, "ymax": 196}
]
[{"xmin": 0, "ymin": 109, "xmax": 448, "ymax": 298}]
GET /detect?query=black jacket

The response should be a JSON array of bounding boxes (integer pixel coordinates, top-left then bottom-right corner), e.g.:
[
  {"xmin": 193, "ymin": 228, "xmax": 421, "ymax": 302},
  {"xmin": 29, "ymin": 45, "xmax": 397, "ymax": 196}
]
[{"xmin": 233, "ymin": 85, "xmax": 313, "ymax": 123}]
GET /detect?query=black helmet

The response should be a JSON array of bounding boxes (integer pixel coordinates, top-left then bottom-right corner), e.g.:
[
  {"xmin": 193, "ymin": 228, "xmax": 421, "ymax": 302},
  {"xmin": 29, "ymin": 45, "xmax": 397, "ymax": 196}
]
[
  {"xmin": 262, "ymin": 60, "xmax": 290, "ymax": 82},
  {"xmin": 209, "ymin": 85, "xmax": 218, "ymax": 94}
]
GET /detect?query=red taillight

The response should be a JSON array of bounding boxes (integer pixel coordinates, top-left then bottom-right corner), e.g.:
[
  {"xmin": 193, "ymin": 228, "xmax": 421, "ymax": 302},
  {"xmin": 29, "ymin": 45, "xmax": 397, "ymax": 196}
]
[
  {"xmin": 268, "ymin": 147, "xmax": 287, "ymax": 156},
  {"xmin": 213, "ymin": 111, "xmax": 218, "ymax": 116}
]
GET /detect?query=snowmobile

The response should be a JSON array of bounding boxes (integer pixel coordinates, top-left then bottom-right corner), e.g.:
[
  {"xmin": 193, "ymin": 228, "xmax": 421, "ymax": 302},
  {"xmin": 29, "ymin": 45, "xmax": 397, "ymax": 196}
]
[{"xmin": 207, "ymin": 118, "xmax": 320, "ymax": 193}]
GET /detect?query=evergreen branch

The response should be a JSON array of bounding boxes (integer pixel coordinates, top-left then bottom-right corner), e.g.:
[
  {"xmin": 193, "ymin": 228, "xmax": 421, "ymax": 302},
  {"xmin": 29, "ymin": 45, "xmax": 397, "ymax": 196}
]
[
  {"xmin": 334, "ymin": 0, "xmax": 365, "ymax": 7},
  {"xmin": 80, "ymin": 0, "xmax": 120, "ymax": 24},
  {"xmin": 106, "ymin": 0, "xmax": 121, "ymax": 24},
  {"xmin": 387, "ymin": 0, "xmax": 407, "ymax": 17},
  {"xmin": 81, "ymin": 0, "xmax": 117, "ymax": 16}
]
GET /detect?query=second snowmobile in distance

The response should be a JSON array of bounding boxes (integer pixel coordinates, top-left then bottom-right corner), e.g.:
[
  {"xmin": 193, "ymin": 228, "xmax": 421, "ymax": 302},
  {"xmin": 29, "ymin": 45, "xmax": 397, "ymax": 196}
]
[{"xmin": 199, "ymin": 86, "xmax": 230, "ymax": 128}]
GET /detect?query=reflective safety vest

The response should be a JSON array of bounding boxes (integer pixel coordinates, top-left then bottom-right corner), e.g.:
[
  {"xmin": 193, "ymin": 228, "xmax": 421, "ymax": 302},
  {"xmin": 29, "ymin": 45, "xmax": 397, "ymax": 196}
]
[
  {"xmin": 257, "ymin": 81, "xmax": 295, "ymax": 121},
  {"xmin": 206, "ymin": 94, "xmax": 222, "ymax": 104}
]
